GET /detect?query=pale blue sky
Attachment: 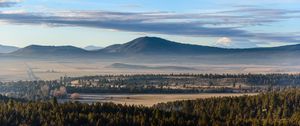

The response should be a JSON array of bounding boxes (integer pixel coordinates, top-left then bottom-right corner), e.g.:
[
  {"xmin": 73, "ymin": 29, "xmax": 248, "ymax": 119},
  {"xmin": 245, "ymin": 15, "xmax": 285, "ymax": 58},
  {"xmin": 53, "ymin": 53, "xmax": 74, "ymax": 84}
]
[{"xmin": 0, "ymin": 0, "xmax": 300, "ymax": 48}]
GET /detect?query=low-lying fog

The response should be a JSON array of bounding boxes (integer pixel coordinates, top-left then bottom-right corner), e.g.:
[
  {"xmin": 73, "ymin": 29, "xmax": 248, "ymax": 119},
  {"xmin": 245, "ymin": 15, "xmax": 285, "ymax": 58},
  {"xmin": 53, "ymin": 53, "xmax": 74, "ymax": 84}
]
[{"xmin": 1, "ymin": 56, "xmax": 300, "ymax": 81}]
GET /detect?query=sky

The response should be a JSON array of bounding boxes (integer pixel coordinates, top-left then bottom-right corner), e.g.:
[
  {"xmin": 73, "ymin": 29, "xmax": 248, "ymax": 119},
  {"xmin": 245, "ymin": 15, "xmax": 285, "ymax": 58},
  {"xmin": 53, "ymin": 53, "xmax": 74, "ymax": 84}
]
[{"xmin": 0, "ymin": 0, "xmax": 300, "ymax": 48}]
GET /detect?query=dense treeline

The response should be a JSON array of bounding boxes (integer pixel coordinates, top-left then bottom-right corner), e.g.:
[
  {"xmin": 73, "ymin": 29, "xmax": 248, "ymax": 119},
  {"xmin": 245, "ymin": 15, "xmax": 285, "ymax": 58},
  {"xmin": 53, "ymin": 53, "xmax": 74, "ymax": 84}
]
[
  {"xmin": 1, "ymin": 89, "xmax": 300, "ymax": 125},
  {"xmin": 0, "ymin": 97, "xmax": 197, "ymax": 126},
  {"xmin": 67, "ymin": 86, "xmax": 234, "ymax": 94},
  {"xmin": 66, "ymin": 73, "xmax": 300, "ymax": 94},
  {"xmin": 0, "ymin": 80, "xmax": 66, "ymax": 100},
  {"xmin": 2, "ymin": 73, "xmax": 300, "ymax": 100},
  {"xmin": 0, "ymin": 95, "xmax": 26, "ymax": 103},
  {"xmin": 155, "ymin": 89, "xmax": 300, "ymax": 126},
  {"xmin": 68, "ymin": 73, "xmax": 300, "ymax": 87}
]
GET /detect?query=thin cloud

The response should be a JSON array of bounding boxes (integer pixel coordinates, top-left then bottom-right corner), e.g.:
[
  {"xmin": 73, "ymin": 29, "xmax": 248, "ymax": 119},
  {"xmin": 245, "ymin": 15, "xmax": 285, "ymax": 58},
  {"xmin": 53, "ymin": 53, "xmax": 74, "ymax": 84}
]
[
  {"xmin": 0, "ymin": 0, "xmax": 21, "ymax": 7},
  {"xmin": 0, "ymin": 7, "xmax": 299, "ymax": 45}
]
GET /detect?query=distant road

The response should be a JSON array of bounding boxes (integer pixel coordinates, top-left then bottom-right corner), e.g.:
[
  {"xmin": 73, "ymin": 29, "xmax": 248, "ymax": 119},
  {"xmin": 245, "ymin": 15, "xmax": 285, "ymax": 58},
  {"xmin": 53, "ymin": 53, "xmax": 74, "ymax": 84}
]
[{"xmin": 25, "ymin": 63, "xmax": 39, "ymax": 81}]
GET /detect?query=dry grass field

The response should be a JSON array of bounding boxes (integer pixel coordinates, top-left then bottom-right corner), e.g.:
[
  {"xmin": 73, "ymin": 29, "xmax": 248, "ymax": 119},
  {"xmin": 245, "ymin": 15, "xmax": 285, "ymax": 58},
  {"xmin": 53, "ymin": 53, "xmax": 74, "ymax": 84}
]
[{"xmin": 64, "ymin": 93, "xmax": 258, "ymax": 107}]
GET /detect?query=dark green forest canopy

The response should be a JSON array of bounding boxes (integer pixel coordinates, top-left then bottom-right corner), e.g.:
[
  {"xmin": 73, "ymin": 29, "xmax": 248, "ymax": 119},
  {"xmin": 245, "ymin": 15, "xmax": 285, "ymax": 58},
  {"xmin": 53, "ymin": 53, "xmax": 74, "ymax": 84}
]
[
  {"xmin": 155, "ymin": 89, "xmax": 300, "ymax": 126},
  {"xmin": 68, "ymin": 73, "xmax": 300, "ymax": 86},
  {"xmin": 1, "ymin": 89, "xmax": 300, "ymax": 126}
]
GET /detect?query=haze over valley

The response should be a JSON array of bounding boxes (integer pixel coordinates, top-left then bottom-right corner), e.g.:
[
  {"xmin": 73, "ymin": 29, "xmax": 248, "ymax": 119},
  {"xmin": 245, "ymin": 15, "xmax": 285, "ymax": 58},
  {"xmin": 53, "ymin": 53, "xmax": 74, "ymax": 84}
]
[
  {"xmin": 2, "ymin": 36, "xmax": 300, "ymax": 81},
  {"xmin": 1, "ymin": 0, "xmax": 300, "ymax": 125},
  {"xmin": 1, "ymin": 37, "xmax": 300, "ymax": 81}
]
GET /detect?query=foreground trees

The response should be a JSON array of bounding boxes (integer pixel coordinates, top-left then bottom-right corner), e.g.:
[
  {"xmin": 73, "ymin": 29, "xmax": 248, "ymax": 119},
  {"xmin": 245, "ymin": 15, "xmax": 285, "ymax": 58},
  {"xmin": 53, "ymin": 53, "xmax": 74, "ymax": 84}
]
[
  {"xmin": 155, "ymin": 89, "xmax": 300, "ymax": 126},
  {"xmin": 1, "ymin": 89, "xmax": 300, "ymax": 125},
  {"xmin": 0, "ymin": 98, "xmax": 196, "ymax": 126}
]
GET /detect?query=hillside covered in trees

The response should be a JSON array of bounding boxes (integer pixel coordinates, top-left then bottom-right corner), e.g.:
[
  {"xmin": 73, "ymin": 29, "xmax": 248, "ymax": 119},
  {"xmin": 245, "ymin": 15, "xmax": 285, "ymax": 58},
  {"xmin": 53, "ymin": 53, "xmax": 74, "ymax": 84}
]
[
  {"xmin": 1, "ymin": 89, "xmax": 300, "ymax": 125},
  {"xmin": 155, "ymin": 89, "xmax": 300, "ymax": 126}
]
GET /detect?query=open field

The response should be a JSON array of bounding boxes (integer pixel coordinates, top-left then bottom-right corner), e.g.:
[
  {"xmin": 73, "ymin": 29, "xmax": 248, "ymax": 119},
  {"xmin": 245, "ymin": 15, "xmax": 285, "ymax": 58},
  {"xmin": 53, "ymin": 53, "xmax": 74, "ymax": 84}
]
[{"xmin": 61, "ymin": 93, "xmax": 258, "ymax": 107}]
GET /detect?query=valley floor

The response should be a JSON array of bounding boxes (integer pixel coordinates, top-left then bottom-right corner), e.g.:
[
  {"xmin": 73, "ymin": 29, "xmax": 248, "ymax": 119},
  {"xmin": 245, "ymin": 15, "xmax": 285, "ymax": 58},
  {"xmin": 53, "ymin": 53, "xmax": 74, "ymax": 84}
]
[
  {"xmin": 1, "ymin": 58, "xmax": 300, "ymax": 81},
  {"xmin": 60, "ymin": 93, "xmax": 258, "ymax": 107}
]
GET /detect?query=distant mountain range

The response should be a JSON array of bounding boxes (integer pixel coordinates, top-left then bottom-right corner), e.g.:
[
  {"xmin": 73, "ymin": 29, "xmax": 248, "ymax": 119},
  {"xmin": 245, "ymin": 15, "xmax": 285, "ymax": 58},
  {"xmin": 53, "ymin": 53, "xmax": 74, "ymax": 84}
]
[
  {"xmin": 11, "ymin": 45, "xmax": 89, "ymax": 56},
  {"xmin": 84, "ymin": 45, "xmax": 103, "ymax": 51},
  {"xmin": 0, "ymin": 44, "xmax": 19, "ymax": 53},
  {"xmin": 1, "ymin": 37, "xmax": 300, "ymax": 58}
]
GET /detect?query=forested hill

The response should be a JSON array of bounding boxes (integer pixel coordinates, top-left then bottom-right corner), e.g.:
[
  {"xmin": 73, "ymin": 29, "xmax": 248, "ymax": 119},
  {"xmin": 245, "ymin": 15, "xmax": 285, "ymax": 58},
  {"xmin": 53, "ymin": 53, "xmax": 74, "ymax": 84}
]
[
  {"xmin": 1, "ymin": 90, "xmax": 300, "ymax": 125},
  {"xmin": 155, "ymin": 89, "xmax": 300, "ymax": 126}
]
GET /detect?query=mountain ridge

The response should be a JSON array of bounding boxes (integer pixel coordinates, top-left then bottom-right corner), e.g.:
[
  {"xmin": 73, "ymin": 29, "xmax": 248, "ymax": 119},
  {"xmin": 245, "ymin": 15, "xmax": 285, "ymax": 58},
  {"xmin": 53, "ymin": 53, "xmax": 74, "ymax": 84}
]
[
  {"xmin": 100, "ymin": 36, "xmax": 227, "ymax": 54},
  {"xmin": 4, "ymin": 36, "xmax": 300, "ymax": 57},
  {"xmin": 0, "ymin": 44, "xmax": 19, "ymax": 53},
  {"xmin": 10, "ymin": 45, "xmax": 89, "ymax": 56}
]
